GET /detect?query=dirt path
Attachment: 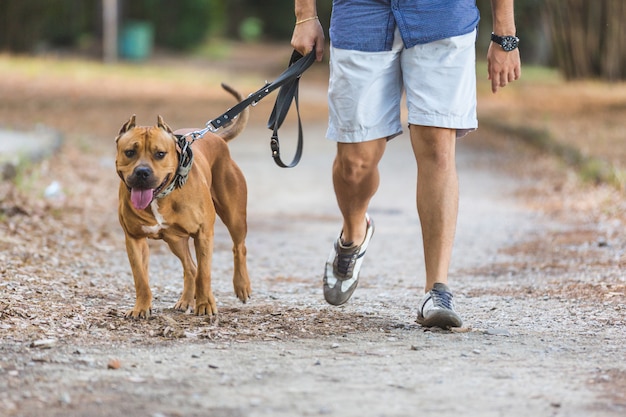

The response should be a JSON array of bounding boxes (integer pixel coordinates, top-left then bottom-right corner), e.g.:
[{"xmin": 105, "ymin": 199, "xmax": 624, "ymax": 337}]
[{"xmin": 1, "ymin": 57, "xmax": 625, "ymax": 416}]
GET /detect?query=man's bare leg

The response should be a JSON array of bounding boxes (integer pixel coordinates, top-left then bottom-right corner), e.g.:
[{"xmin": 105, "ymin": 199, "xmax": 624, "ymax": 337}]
[
  {"xmin": 410, "ymin": 125, "xmax": 458, "ymax": 293},
  {"xmin": 333, "ymin": 138, "xmax": 387, "ymax": 244}
]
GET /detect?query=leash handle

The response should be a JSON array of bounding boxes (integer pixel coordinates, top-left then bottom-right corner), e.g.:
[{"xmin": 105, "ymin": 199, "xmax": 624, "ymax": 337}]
[
  {"xmin": 209, "ymin": 51, "xmax": 315, "ymax": 133},
  {"xmin": 187, "ymin": 50, "xmax": 315, "ymax": 168},
  {"xmin": 267, "ymin": 50, "xmax": 312, "ymax": 168}
]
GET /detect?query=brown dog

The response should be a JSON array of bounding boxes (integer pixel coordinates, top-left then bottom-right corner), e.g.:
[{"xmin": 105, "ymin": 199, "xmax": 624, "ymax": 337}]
[{"xmin": 115, "ymin": 84, "xmax": 251, "ymax": 319}]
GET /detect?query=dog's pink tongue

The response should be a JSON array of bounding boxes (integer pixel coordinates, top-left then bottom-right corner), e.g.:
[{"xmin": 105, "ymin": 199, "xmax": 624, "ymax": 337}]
[{"xmin": 130, "ymin": 188, "xmax": 154, "ymax": 210}]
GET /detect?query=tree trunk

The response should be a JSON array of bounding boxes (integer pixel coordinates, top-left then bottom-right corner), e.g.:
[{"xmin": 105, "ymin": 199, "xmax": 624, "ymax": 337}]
[{"xmin": 545, "ymin": 0, "xmax": 626, "ymax": 81}]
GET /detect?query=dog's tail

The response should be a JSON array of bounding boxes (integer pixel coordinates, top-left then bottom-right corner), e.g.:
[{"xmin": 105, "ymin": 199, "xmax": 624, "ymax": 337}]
[{"xmin": 218, "ymin": 83, "xmax": 249, "ymax": 142}]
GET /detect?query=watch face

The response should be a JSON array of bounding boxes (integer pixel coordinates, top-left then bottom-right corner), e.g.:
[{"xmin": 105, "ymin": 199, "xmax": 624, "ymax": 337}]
[{"xmin": 501, "ymin": 36, "xmax": 518, "ymax": 52}]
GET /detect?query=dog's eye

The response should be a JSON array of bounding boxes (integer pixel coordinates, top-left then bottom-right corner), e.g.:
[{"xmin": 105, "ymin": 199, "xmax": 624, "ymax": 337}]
[
  {"xmin": 125, "ymin": 150, "xmax": 136, "ymax": 158},
  {"xmin": 154, "ymin": 151, "xmax": 166, "ymax": 160}
]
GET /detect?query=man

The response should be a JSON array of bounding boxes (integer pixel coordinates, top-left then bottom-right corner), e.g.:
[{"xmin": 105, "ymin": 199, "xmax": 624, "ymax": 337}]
[{"xmin": 291, "ymin": 0, "xmax": 521, "ymax": 329}]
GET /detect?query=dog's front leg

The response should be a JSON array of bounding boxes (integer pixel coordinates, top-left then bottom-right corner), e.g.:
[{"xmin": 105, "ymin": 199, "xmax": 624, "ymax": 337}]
[
  {"xmin": 124, "ymin": 235, "xmax": 152, "ymax": 319},
  {"xmin": 166, "ymin": 237, "xmax": 197, "ymax": 312},
  {"xmin": 193, "ymin": 230, "xmax": 217, "ymax": 318}
]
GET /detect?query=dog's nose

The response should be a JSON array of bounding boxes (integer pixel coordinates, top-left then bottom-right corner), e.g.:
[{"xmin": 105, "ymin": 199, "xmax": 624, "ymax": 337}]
[{"xmin": 134, "ymin": 166, "xmax": 152, "ymax": 180}]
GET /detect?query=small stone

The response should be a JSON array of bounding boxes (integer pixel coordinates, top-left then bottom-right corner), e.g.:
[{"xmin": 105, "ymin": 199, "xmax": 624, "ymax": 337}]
[
  {"xmin": 107, "ymin": 359, "xmax": 121, "ymax": 370},
  {"xmin": 44, "ymin": 181, "xmax": 63, "ymax": 199}
]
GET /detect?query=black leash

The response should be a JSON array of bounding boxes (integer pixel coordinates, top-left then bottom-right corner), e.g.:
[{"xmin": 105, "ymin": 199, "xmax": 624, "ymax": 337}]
[
  {"xmin": 266, "ymin": 50, "xmax": 314, "ymax": 168},
  {"xmin": 180, "ymin": 50, "xmax": 316, "ymax": 168}
]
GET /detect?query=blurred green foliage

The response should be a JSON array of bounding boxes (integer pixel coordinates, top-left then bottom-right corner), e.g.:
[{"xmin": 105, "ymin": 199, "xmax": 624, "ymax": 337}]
[
  {"xmin": 0, "ymin": 0, "xmax": 330, "ymax": 53},
  {"xmin": 124, "ymin": 0, "xmax": 225, "ymax": 50}
]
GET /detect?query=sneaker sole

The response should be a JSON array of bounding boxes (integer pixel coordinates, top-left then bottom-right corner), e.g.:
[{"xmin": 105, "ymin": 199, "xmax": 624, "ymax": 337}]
[
  {"xmin": 416, "ymin": 310, "xmax": 463, "ymax": 329},
  {"xmin": 323, "ymin": 215, "xmax": 374, "ymax": 306},
  {"xmin": 323, "ymin": 271, "xmax": 359, "ymax": 306}
]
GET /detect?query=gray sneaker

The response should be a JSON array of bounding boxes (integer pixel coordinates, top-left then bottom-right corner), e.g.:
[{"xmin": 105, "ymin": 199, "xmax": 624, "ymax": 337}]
[
  {"xmin": 416, "ymin": 283, "xmax": 463, "ymax": 329},
  {"xmin": 323, "ymin": 215, "xmax": 374, "ymax": 306}
]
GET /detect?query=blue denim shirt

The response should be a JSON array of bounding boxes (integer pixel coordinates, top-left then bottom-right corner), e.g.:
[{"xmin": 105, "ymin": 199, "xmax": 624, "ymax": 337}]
[{"xmin": 330, "ymin": 0, "xmax": 480, "ymax": 51}]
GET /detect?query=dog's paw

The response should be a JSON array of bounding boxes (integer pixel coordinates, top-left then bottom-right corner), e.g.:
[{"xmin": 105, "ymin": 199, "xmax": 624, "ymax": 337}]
[
  {"xmin": 234, "ymin": 286, "xmax": 252, "ymax": 304},
  {"xmin": 124, "ymin": 306, "xmax": 152, "ymax": 319},
  {"xmin": 173, "ymin": 298, "xmax": 194, "ymax": 313},
  {"xmin": 234, "ymin": 278, "xmax": 252, "ymax": 304},
  {"xmin": 194, "ymin": 300, "xmax": 217, "ymax": 317}
]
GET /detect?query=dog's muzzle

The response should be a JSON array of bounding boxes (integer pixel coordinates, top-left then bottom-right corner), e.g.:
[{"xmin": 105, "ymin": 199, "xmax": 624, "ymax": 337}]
[{"xmin": 125, "ymin": 166, "xmax": 171, "ymax": 210}]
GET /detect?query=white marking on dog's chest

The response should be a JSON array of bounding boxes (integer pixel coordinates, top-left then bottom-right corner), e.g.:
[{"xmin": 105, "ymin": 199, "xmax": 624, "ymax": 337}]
[{"xmin": 143, "ymin": 200, "xmax": 168, "ymax": 234}]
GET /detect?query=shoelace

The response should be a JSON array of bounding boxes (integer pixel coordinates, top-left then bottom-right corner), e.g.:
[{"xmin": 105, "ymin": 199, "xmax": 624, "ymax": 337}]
[
  {"xmin": 430, "ymin": 287, "xmax": 454, "ymax": 310},
  {"xmin": 334, "ymin": 243, "xmax": 360, "ymax": 278}
]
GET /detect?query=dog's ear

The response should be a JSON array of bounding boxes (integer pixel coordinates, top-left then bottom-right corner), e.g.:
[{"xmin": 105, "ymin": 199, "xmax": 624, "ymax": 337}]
[
  {"xmin": 116, "ymin": 115, "xmax": 137, "ymax": 142},
  {"xmin": 157, "ymin": 115, "xmax": 173, "ymax": 134}
]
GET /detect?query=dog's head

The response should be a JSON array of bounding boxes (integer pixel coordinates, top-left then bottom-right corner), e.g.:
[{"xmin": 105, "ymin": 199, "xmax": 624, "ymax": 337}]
[{"xmin": 115, "ymin": 115, "xmax": 179, "ymax": 210}]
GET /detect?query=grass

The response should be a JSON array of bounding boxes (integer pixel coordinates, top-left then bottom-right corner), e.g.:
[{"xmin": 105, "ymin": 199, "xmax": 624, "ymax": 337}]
[
  {"xmin": 482, "ymin": 116, "xmax": 625, "ymax": 191},
  {"xmin": 191, "ymin": 38, "xmax": 235, "ymax": 60},
  {"xmin": 0, "ymin": 53, "xmax": 229, "ymax": 90},
  {"xmin": 476, "ymin": 60, "xmax": 626, "ymax": 192},
  {"xmin": 10, "ymin": 157, "xmax": 40, "ymax": 193}
]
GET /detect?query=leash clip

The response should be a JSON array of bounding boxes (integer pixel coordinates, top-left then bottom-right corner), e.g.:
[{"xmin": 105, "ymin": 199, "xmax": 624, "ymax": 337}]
[
  {"xmin": 203, "ymin": 122, "xmax": 218, "ymax": 134},
  {"xmin": 181, "ymin": 128, "xmax": 209, "ymax": 142}
]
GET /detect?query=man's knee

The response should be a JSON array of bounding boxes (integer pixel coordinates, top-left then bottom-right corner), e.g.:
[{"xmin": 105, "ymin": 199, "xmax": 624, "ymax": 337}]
[
  {"xmin": 335, "ymin": 141, "xmax": 385, "ymax": 185},
  {"xmin": 410, "ymin": 126, "xmax": 457, "ymax": 169},
  {"xmin": 335, "ymin": 152, "xmax": 374, "ymax": 185}
]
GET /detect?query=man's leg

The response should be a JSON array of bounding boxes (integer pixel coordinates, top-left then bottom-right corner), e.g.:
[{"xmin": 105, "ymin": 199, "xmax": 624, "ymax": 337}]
[
  {"xmin": 411, "ymin": 124, "xmax": 462, "ymax": 328},
  {"xmin": 333, "ymin": 138, "xmax": 387, "ymax": 244},
  {"xmin": 410, "ymin": 125, "xmax": 458, "ymax": 292},
  {"xmin": 322, "ymin": 138, "xmax": 385, "ymax": 306}
]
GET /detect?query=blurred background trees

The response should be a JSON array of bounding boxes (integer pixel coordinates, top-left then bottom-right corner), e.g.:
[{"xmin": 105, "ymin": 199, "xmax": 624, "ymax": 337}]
[
  {"xmin": 544, "ymin": 0, "xmax": 626, "ymax": 81},
  {"xmin": 0, "ymin": 0, "xmax": 624, "ymax": 81}
]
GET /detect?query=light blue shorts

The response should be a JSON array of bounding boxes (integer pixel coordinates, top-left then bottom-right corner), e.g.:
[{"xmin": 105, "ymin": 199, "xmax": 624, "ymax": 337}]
[{"xmin": 327, "ymin": 28, "xmax": 477, "ymax": 143}]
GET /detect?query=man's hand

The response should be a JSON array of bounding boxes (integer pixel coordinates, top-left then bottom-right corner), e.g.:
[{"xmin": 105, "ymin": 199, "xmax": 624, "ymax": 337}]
[
  {"xmin": 487, "ymin": 43, "xmax": 521, "ymax": 94},
  {"xmin": 291, "ymin": 18, "xmax": 325, "ymax": 62}
]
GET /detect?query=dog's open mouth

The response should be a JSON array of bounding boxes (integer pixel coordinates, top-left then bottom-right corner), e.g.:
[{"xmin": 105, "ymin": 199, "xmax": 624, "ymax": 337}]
[{"xmin": 129, "ymin": 174, "xmax": 170, "ymax": 211}]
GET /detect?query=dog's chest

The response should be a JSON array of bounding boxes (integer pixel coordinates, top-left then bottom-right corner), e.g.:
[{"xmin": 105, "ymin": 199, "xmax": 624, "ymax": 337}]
[{"xmin": 142, "ymin": 200, "xmax": 168, "ymax": 235}]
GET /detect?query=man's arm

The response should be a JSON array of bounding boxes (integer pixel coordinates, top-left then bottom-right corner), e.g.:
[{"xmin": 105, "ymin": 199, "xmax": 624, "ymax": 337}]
[
  {"xmin": 487, "ymin": 0, "xmax": 522, "ymax": 93},
  {"xmin": 291, "ymin": 0, "xmax": 325, "ymax": 61}
]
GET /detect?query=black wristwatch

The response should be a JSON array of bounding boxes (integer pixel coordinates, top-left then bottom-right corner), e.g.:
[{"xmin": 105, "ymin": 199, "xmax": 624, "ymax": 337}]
[{"xmin": 491, "ymin": 33, "xmax": 519, "ymax": 52}]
